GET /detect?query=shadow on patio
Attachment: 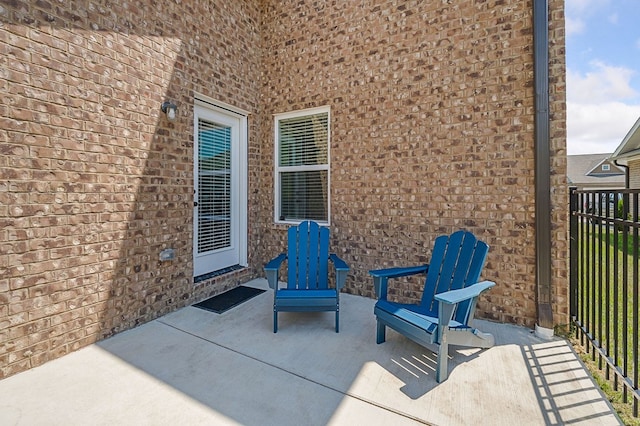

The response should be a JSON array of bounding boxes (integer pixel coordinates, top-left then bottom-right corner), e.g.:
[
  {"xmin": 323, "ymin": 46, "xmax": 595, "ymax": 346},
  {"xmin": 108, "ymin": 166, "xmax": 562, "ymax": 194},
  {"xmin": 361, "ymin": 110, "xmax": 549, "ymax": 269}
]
[{"xmin": 0, "ymin": 279, "xmax": 621, "ymax": 425}]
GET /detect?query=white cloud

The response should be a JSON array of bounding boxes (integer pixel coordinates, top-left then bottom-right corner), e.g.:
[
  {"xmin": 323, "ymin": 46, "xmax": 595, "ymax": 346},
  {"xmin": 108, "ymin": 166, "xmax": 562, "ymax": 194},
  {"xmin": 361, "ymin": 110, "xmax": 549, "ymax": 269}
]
[
  {"xmin": 567, "ymin": 101, "xmax": 640, "ymax": 154},
  {"xmin": 564, "ymin": 0, "xmax": 612, "ymax": 37},
  {"xmin": 564, "ymin": 0, "xmax": 640, "ymax": 155},
  {"xmin": 565, "ymin": 17, "xmax": 586, "ymax": 36},
  {"xmin": 567, "ymin": 62, "xmax": 638, "ymax": 103},
  {"xmin": 567, "ymin": 62, "xmax": 640, "ymax": 154}
]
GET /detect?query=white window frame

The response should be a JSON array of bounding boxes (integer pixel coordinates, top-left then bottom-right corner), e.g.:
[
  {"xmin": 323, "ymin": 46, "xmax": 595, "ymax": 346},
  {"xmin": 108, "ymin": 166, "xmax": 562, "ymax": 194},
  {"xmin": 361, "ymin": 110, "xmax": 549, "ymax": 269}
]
[{"xmin": 274, "ymin": 106, "xmax": 331, "ymax": 225}]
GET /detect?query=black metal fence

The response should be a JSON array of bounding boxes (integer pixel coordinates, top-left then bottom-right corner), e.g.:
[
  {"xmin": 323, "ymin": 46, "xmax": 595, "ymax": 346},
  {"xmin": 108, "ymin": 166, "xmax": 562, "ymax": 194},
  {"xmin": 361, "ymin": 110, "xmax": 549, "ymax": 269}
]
[{"xmin": 570, "ymin": 188, "xmax": 640, "ymax": 416}]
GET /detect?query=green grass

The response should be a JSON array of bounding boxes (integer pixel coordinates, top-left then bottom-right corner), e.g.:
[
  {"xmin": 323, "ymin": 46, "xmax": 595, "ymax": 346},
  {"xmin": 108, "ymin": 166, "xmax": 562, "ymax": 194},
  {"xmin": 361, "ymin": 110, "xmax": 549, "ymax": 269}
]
[
  {"xmin": 574, "ymin": 225, "xmax": 640, "ymax": 424},
  {"xmin": 604, "ymin": 228, "xmax": 638, "ymax": 256}
]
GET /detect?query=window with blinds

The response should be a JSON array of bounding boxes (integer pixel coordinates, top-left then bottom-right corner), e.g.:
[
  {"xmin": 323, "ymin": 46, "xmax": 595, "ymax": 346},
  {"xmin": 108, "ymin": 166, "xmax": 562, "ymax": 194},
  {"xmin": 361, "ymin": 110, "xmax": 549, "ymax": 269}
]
[
  {"xmin": 197, "ymin": 119, "xmax": 231, "ymax": 253},
  {"xmin": 275, "ymin": 107, "xmax": 330, "ymax": 224}
]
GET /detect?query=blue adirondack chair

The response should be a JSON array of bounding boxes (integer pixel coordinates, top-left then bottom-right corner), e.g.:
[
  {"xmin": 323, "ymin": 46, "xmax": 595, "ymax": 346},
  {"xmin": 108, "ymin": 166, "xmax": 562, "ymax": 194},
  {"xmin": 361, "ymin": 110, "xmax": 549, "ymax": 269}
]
[
  {"xmin": 369, "ymin": 230, "xmax": 495, "ymax": 382},
  {"xmin": 264, "ymin": 221, "xmax": 349, "ymax": 333}
]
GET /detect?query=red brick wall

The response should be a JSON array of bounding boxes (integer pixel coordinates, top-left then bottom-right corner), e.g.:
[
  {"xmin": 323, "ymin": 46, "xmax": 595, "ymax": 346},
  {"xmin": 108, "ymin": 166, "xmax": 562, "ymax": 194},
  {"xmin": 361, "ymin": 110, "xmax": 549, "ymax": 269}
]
[
  {"xmin": 0, "ymin": 0, "xmax": 262, "ymax": 378},
  {"xmin": 257, "ymin": 0, "xmax": 568, "ymax": 327}
]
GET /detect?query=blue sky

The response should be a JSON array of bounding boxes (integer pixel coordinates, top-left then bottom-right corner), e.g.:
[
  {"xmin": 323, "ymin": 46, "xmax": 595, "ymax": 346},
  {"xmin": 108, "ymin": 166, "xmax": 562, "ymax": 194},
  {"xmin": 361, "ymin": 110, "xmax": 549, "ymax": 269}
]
[{"xmin": 565, "ymin": 0, "xmax": 640, "ymax": 154}]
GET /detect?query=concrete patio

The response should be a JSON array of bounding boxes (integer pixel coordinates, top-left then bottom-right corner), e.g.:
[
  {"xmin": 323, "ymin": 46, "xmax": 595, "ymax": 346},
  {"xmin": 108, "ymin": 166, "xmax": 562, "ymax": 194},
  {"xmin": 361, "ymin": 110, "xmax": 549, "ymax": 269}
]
[{"xmin": 0, "ymin": 279, "xmax": 621, "ymax": 425}]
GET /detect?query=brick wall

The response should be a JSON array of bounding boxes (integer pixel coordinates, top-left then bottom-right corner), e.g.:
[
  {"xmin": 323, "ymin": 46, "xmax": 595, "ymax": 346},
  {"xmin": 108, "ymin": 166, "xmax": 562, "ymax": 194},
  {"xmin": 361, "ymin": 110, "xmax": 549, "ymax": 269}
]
[
  {"xmin": 1, "ymin": 0, "xmax": 567, "ymax": 379},
  {"xmin": 258, "ymin": 0, "xmax": 567, "ymax": 327},
  {"xmin": 0, "ymin": 0, "xmax": 262, "ymax": 378}
]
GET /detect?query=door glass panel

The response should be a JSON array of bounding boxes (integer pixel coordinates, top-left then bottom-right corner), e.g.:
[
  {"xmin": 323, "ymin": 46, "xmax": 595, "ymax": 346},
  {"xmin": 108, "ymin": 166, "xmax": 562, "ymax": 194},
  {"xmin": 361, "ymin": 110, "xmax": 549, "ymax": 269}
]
[{"xmin": 197, "ymin": 120, "xmax": 231, "ymax": 253}]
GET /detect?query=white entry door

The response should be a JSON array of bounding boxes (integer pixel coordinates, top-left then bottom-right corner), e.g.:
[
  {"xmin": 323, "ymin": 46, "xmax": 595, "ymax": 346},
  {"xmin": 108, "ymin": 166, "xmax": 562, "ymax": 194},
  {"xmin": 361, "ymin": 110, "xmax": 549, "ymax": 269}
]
[{"xmin": 193, "ymin": 101, "xmax": 247, "ymax": 277}]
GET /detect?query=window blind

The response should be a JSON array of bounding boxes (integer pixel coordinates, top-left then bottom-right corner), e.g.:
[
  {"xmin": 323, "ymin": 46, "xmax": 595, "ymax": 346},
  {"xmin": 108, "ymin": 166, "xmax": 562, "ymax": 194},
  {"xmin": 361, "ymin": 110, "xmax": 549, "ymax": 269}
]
[
  {"xmin": 197, "ymin": 119, "xmax": 231, "ymax": 253},
  {"xmin": 279, "ymin": 112, "xmax": 328, "ymax": 166},
  {"xmin": 276, "ymin": 109, "xmax": 329, "ymax": 222}
]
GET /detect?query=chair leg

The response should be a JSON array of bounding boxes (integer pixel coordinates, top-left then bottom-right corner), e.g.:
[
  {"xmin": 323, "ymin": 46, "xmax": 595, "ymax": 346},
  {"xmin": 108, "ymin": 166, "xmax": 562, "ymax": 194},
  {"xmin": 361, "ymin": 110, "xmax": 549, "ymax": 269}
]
[
  {"xmin": 273, "ymin": 309, "xmax": 278, "ymax": 333},
  {"xmin": 376, "ymin": 320, "xmax": 386, "ymax": 344},
  {"xmin": 335, "ymin": 309, "xmax": 339, "ymax": 333},
  {"xmin": 436, "ymin": 334, "xmax": 449, "ymax": 383}
]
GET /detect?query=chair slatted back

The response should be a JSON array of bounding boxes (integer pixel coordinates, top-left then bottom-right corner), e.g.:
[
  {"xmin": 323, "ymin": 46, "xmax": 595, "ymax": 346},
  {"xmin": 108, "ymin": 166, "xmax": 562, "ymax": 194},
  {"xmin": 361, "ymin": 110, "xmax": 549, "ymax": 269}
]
[
  {"xmin": 287, "ymin": 221, "xmax": 330, "ymax": 290},
  {"xmin": 421, "ymin": 230, "xmax": 489, "ymax": 322}
]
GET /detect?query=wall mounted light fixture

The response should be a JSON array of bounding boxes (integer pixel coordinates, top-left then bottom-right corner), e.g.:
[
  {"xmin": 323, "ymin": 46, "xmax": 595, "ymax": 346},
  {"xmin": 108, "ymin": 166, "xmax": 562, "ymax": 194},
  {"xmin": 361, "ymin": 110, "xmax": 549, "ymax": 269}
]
[{"xmin": 161, "ymin": 101, "xmax": 178, "ymax": 121}]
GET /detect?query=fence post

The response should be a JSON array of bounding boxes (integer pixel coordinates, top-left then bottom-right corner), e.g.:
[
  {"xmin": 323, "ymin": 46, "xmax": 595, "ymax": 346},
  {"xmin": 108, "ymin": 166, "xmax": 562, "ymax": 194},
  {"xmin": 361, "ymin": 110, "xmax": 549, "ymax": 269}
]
[{"xmin": 569, "ymin": 187, "xmax": 578, "ymax": 319}]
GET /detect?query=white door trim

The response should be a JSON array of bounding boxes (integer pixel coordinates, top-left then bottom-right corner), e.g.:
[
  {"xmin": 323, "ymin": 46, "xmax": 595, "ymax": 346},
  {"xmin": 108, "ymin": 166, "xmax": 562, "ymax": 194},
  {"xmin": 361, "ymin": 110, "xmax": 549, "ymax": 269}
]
[{"xmin": 193, "ymin": 97, "xmax": 248, "ymax": 277}]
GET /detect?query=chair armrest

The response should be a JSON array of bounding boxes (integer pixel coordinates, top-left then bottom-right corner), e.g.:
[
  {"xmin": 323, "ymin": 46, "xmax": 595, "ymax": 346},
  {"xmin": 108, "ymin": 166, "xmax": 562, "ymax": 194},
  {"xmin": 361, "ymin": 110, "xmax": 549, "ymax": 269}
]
[
  {"xmin": 264, "ymin": 253, "xmax": 287, "ymax": 289},
  {"xmin": 368, "ymin": 264, "xmax": 428, "ymax": 300},
  {"xmin": 434, "ymin": 280, "xmax": 495, "ymax": 305},
  {"xmin": 329, "ymin": 253, "xmax": 350, "ymax": 290},
  {"xmin": 369, "ymin": 265, "xmax": 428, "ymax": 279},
  {"xmin": 435, "ymin": 281, "xmax": 495, "ymax": 342}
]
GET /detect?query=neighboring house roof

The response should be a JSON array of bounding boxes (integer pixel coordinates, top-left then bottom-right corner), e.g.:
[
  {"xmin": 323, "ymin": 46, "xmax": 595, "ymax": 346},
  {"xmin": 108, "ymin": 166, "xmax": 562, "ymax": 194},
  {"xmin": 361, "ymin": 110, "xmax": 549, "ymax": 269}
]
[
  {"xmin": 611, "ymin": 116, "xmax": 640, "ymax": 162},
  {"xmin": 567, "ymin": 153, "xmax": 625, "ymax": 188}
]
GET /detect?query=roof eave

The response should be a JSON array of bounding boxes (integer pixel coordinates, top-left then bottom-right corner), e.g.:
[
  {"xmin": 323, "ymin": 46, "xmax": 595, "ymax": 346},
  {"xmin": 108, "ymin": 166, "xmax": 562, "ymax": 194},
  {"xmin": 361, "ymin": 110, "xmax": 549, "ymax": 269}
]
[{"xmin": 611, "ymin": 116, "xmax": 640, "ymax": 159}]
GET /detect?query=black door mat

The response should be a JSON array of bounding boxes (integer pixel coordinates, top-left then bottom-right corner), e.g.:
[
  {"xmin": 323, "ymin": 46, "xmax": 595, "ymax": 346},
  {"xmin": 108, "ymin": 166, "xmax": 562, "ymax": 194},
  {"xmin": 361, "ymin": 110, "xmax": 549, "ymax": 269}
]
[{"xmin": 193, "ymin": 286, "xmax": 265, "ymax": 314}]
